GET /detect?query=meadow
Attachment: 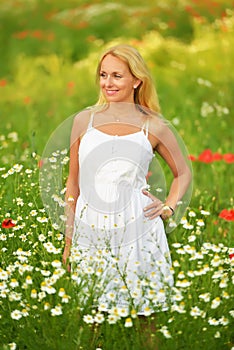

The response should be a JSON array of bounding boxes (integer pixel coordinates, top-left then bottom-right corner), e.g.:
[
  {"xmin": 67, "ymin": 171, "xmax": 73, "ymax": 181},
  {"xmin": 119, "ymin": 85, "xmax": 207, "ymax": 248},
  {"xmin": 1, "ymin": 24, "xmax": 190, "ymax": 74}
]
[{"xmin": 0, "ymin": 0, "xmax": 233, "ymax": 349}]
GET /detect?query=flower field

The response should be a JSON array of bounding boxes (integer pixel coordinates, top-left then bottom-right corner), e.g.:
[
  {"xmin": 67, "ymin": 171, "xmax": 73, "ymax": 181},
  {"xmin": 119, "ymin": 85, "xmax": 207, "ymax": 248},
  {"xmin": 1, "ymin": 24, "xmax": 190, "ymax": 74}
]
[{"xmin": 0, "ymin": 0, "xmax": 233, "ymax": 349}]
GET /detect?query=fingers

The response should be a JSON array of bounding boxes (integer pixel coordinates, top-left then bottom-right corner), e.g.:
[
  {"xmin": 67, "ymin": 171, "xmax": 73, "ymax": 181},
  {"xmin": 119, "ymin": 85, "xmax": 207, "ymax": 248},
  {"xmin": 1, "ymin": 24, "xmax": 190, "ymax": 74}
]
[
  {"xmin": 142, "ymin": 190, "xmax": 164, "ymax": 220},
  {"xmin": 62, "ymin": 250, "xmax": 71, "ymax": 272},
  {"xmin": 62, "ymin": 257, "xmax": 68, "ymax": 266},
  {"xmin": 142, "ymin": 189, "xmax": 157, "ymax": 202},
  {"xmin": 63, "ymin": 259, "xmax": 71, "ymax": 273},
  {"xmin": 144, "ymin": 204, "xmax": 163, "ymax": 219}
]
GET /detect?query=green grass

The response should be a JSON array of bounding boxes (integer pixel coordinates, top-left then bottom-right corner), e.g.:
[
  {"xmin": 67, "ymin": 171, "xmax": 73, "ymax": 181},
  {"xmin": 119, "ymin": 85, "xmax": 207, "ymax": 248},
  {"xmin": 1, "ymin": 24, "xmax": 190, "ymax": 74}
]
[{"xmin": 0, "ymin": 1, "xmax": 233, "ymax": 349}]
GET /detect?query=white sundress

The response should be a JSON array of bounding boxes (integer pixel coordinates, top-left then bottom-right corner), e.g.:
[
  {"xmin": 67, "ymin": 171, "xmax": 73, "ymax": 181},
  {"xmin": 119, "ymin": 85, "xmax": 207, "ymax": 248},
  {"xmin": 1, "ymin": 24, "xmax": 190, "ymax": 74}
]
[{"xmin": 72, "ymin": 112, "xmax": 173, "ymax": 314}]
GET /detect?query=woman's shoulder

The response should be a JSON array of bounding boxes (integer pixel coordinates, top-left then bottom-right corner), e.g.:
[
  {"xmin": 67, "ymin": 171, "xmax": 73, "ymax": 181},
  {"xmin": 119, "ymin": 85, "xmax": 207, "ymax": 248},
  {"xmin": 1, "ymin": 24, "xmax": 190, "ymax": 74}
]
[
  {"xmin": 72, "ymin": 107, "xmax": 94, "ymax": 134},
  {"xmin": 73, "ymin": 107, "xmax": 93, "ymax": 124},
  {"xmin": 73, "ymin": 107, "xmax": 93, "ymax": 128},
  {"xmin": 148, "ymin": 112, "xmax": 169, "ymax": 136}
]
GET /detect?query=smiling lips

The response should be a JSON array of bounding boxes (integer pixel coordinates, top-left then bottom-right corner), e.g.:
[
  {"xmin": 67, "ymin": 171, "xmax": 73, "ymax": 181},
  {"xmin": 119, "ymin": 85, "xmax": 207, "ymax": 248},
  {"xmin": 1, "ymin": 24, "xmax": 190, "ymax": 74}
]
[{"xmin": 105, "ymin": 89, "xmax": 119, "ymax": 96}]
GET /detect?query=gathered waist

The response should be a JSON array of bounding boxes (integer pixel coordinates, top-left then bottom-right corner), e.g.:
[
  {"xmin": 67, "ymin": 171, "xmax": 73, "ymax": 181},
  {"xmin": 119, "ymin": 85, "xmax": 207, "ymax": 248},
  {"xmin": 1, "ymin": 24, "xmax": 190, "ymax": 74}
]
[{"xmin": 79, "ymin": 182, "xmax": 149, "ymax": 191}]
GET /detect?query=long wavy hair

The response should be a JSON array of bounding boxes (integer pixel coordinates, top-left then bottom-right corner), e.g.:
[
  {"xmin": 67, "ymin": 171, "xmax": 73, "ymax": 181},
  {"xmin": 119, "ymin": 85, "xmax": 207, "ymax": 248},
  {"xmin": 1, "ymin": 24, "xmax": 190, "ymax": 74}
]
[{"xmin": 95, "ymin": 44, "xmax": 161, "ymax": 113}]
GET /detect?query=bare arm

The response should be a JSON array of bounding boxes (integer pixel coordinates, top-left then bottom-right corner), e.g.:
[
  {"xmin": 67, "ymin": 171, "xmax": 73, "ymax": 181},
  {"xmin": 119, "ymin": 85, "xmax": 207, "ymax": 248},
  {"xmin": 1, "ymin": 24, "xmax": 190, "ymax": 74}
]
[
  {"xmin": 62, "ymin": 111, "xmax": 90, "ymax": 266},
  {"xmin": 64, "ymin": 129, "xmax": 80, "ymax": 242},
  {"xmin": 156, "ymin": 121, "xmax": 192, "ymax": 209},
  {"xmin": 143, "ymin": 118, "xmax": 192, "ymax": 220}
]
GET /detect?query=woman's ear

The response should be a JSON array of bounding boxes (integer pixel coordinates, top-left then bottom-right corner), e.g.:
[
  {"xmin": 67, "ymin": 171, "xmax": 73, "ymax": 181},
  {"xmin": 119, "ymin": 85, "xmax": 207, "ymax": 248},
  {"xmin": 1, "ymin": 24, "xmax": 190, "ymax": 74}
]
[{"xmin": 133, "ymin": 79, "xmax": 142, "ymax": 89}]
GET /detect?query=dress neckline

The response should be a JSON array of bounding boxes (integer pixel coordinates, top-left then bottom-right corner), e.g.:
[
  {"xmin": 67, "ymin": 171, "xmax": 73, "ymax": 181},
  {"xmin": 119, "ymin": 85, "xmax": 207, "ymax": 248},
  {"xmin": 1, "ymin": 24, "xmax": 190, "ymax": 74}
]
[
  {"xmin": 92, "ymin": 126, "xmax": 143, "ymax": 138},
  {"xmin": 87, "ymin": 126, "xmax": 154, "ymax": 155}
]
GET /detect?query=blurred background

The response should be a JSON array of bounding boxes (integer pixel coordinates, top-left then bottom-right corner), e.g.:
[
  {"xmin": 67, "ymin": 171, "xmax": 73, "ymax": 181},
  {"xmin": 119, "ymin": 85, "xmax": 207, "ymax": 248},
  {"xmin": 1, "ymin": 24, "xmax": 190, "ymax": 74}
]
[{"xmin": 0, "ymin": 1, "xmax": 233, "ymax": 144}]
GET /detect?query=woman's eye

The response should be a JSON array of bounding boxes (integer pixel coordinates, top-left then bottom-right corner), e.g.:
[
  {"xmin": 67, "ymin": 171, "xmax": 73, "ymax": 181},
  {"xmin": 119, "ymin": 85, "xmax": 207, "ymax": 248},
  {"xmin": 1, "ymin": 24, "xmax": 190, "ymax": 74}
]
[{"xmin": 99, "ymin": 73, "xmax": 122, "ymax": 79}]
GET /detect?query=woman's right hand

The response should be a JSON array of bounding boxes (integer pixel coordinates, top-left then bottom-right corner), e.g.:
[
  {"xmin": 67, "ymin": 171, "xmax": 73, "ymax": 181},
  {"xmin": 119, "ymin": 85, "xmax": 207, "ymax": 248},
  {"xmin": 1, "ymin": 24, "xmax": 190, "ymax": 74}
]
[{"xmin": 62, "ymin": 245, "xmax": 71, "ymax": 272}]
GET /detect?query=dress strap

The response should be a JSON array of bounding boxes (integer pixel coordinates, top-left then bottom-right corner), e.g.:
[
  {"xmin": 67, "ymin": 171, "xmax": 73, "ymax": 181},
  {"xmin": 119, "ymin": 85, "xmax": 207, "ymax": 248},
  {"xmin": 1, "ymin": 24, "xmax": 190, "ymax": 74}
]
[
  {"xmin": 87, "ymin": 112, "xmax": 95, "ymax": 129},
  {"xmin": 141, "ymin": 118, "xmax": 149, "ymax": 138}
]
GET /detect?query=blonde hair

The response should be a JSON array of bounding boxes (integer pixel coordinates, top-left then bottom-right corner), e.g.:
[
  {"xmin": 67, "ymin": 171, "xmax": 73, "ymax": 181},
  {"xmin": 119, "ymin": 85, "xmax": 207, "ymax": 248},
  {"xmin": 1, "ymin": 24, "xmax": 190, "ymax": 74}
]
[{"xmin": 95, "ymin": 44, "xmax": 161, "ymax": 113}]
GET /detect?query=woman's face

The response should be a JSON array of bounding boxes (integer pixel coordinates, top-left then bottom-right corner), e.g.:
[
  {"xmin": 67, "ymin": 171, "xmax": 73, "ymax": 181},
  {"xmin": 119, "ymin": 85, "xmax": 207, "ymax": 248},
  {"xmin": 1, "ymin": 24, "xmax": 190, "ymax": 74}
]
[{"xmin": 99, "ymin": 54, "xmax": 140, "ymax": 103}]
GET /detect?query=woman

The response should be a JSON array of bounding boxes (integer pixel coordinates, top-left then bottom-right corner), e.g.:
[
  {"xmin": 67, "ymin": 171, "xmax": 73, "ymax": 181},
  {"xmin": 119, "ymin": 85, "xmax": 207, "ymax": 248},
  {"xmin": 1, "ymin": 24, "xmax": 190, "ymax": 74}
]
[{"xmin": 62, "ymin": 44, "xmax": 192, "ymax": 314}]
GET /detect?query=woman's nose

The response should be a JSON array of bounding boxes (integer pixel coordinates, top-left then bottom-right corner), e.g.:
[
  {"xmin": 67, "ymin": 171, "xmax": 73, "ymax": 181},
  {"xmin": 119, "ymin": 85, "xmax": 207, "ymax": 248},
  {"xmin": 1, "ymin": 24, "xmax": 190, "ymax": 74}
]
[{"xmin": 105, "ymin": 75, "xmax": 113, "ymax": 86}]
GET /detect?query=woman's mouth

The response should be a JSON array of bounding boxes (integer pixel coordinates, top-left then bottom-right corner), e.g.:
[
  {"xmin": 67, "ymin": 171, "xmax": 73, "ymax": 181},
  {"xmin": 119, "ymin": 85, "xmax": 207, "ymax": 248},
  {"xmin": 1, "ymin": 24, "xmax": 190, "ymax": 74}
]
[{"xmin": 105, "ymin": 89, "xmax": 119, "ymax": 96}]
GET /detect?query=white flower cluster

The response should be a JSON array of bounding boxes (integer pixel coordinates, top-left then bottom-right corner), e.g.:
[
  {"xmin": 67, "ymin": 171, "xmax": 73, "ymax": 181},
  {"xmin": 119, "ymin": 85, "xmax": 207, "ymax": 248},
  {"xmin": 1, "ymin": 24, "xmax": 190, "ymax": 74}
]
[
  {"xmin": 1, "ymin": 164, "xmax": 23, "ymax": 178},
  {"xmin": 200, "ymin": 101, "xmax": 229, "ymax": 118}
]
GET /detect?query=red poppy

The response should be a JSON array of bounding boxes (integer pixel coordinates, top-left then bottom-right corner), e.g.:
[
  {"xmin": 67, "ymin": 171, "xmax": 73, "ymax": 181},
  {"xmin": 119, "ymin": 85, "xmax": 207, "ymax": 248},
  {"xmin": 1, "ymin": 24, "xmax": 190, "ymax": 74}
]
[
  {"xmin": 77, "ymin": 21, "xmax": 89, "ymax": 29},
  {"xmin": 0, "ymin": 79, "xmax": 7, "ymax": 87},
  {"xmin": 198, "ymin": 149, "xmax": 224, "ymax": 163},
  {"xmin": 31, "ymin": 30, "xmax": 44, "ymax": 39},
  {"xmin": 219, "ymin": 209, "xmax": 234, "ymax": 221},
  {"xmin": 198, "ymin": 149, "xmax": 213, "ymax": 163},
  {"xmin": 213, "ymin": 152, "xmax": 222, "ymax": 161},
  {"xmin": 13, "ymin": 31, "xmax": 29, "ymax": 39},
  {"xmin": 223, "ymin": 153, "xmax": 234, "ymax": 163},
  {"xmin": 188, "ymin": 155, "xmax": 196, "ymax": 161},
  {"xmin": 185, "ymin": 5, "xmax": 193, "ymax": 13},
  {"xmin": 86, "ymin": 35, "xmax": 97, "ymax": 42},
  {"xmin": 67, "ymin": 81, "xmax": 75, "ymax": 89},
  {"xmin": 229, "ymin": 253, "xmax": 234, "ymax": 260},
  {"xmin": 23, "ymin": 96, "xmax": 31, "ymax": 104},
  {"xmin": 2, "ymin": 218, "xmax": 16, "ymax": 228},
  {"xmin": 167, "ymin": 21, "xmax": 176, "ymax": 28}
]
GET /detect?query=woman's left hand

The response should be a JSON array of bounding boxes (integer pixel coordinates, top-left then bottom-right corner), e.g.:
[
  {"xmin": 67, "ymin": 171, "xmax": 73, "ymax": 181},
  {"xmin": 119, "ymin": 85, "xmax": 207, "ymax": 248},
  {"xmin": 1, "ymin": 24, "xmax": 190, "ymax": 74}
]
[{"xmin": 142, "ymin": 190, "xmax": 173, "ymax": 220}]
